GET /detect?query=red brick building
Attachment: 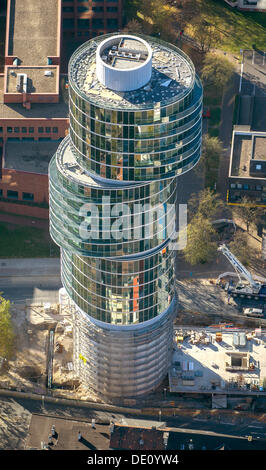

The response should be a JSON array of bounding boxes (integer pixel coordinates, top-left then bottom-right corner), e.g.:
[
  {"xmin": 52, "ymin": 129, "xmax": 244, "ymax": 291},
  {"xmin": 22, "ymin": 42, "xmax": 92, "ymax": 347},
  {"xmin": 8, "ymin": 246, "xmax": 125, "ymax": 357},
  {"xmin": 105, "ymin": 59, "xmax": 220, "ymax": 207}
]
[
  {"xmin": 62, "ymin": 0, "xmax": 123, "ymax": 41},
  {"xmin": 0, "ymin": 0, "xmax": 124, "ymax": 219},
  {"xmin": 0, "ymin": 0, "xmax": 69, "ymax": 219}
]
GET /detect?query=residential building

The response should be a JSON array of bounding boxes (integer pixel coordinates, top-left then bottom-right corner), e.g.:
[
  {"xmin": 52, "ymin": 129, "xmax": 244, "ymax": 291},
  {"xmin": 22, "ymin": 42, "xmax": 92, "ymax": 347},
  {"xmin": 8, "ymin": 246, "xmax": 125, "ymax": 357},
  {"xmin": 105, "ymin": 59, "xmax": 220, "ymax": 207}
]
[{"xmin": 49, "ymin": 33, "xmax": 202, "ymax": 399}]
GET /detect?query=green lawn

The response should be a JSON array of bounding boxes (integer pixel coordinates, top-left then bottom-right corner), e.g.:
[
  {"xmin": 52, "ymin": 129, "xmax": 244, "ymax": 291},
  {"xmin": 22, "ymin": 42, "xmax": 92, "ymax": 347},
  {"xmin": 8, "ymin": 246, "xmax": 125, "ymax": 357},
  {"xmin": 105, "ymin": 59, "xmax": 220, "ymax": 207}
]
[
  {"xmin": 124, "ymin": 0, "xmax": 266, "ymax": 55},
  {"xmin": 0, "ymin": 223, "xmax": 59, "ymax": 258},
  {"xmin": 188, "ymin": 0, "xmax": 266, "ymax": 54}
]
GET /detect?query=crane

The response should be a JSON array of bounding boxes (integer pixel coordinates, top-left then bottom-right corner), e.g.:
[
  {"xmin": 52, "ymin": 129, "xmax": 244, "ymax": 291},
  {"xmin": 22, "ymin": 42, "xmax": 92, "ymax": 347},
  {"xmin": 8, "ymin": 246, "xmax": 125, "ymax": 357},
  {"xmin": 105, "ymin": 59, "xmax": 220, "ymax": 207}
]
[{"xmin": 217, "ymin": 244, "xmax": 260, "ymax": 290}]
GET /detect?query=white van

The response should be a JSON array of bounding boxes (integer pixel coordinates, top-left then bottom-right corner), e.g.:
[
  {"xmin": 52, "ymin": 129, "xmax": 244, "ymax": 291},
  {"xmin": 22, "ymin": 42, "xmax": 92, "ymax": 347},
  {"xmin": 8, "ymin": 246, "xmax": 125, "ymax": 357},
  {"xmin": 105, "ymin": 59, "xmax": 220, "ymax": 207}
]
[{"xmin": 243, "ymin": 308, "xmax": 264, "ymax": 318}]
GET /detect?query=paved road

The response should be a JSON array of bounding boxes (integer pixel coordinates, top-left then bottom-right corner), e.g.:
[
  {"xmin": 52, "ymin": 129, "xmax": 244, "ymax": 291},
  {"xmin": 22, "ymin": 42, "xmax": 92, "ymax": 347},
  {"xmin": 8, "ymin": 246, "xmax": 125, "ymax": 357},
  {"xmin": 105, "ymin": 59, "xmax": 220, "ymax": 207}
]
[
  {"xmin": 0, "ymin": 275, "xmax": 62, "ymax": 303},
  {"xmin": 1, "ymin": 395, "xmax": 265, "ymax": 449},
  {"xmin": 0, "ymin": 258, "xmax": 61, "ymax": 303}
]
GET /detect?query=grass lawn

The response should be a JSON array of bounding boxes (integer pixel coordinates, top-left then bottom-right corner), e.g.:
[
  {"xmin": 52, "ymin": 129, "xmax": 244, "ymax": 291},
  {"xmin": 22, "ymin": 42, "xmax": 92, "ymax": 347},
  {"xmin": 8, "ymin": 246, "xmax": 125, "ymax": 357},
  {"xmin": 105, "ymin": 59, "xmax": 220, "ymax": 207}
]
[
  {"xmin": 208, "ymin": 128, "xmax": 220, "ymax": 138},
  {"xmin": 186, "ymin": 0, "xmax": 266, "ymax": 54},
  {"xmin": 0, "ymin": 223, "xmax": 60, "ymax": 258},
  {"xmin": 209, "ymin": 107, "xmax": 221, "ymax": 127},
  {"xmin": 124, "ymin": 0, "xmax": 266, "ymax": 55}
]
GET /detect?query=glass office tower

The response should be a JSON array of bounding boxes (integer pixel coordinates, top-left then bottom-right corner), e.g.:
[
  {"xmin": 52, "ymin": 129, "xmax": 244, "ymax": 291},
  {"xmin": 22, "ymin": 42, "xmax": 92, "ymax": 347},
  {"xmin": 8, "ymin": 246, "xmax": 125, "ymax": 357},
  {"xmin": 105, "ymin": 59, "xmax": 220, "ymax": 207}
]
[{"xmin": 49, "ymin": 34, "xmax": 202, "ymax": 399}]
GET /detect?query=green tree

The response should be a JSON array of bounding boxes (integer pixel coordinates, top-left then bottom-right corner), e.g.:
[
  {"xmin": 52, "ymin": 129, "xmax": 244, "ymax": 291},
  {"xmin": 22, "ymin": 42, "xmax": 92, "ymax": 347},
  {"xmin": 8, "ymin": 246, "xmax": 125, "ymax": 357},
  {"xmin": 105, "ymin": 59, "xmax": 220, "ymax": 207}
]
[
  {"xmin": 183, "ymin": 215, "xmax": 217, "ymax": 265},
  {"xmin": 233, "ymin": 196, "xmax": 265, "ymax": 233},
  {"xmin": 188, "ymin": 188, "xmax": 224, "ymax": 221},
  {"xmin": 123, "ymin": 19, "xmax": 145, "ymax": 34},
  {"xmin": 201, "ymin": 53, "xmax": 235, "ymax": 88},
  {"xmin": 201, "ymin": 134, "xmax": 223, "ymax": 188},
  {"xmin": 229, "ymin": 231, "xmax": 249, "ymax": 266},
  {"xmin": 190, "ymin": 18, "xmax": 222, "ymax": 53},
  {"xmin": 0, "ymin": 295, "xmax": 15, "ymax": 360}
]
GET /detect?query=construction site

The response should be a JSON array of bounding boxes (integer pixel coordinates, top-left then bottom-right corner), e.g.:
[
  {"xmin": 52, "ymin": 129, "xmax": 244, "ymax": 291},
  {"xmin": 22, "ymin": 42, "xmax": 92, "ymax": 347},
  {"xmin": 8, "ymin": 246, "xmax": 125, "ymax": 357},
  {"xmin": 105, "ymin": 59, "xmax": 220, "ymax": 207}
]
[{"xmin": 170, "ymin": 326, "xmax": 266, "ymax": 400}]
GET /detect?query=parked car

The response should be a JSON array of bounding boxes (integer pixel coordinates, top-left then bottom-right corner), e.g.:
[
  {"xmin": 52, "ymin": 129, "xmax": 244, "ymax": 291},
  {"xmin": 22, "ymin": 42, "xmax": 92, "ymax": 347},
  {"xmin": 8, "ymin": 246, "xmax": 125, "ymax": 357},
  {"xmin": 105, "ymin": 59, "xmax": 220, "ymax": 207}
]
[
  {"xmin": 202, "ymin": 107, "xmax": 210, "ymax": 118},
  {"xmin": 243, "ymin": 308, "xmax": 264, "ymax": 318}
]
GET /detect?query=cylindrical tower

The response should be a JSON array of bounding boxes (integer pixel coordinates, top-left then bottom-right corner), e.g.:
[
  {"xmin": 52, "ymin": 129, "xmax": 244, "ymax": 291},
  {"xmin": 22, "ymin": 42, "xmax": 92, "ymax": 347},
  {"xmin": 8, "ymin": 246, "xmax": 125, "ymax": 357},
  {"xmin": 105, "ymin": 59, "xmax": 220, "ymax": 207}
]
[{"xmin": 49, "ymin": 33, "xmax": 202, "ymax": 399}]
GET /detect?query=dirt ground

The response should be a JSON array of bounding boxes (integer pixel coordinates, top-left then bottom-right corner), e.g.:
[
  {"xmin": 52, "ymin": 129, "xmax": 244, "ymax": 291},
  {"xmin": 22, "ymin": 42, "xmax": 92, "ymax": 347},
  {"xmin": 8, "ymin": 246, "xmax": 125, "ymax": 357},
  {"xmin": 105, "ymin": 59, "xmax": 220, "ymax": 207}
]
[{"xmin": 0, "ymin": 397, "xmax": 31, "ymax": 449}]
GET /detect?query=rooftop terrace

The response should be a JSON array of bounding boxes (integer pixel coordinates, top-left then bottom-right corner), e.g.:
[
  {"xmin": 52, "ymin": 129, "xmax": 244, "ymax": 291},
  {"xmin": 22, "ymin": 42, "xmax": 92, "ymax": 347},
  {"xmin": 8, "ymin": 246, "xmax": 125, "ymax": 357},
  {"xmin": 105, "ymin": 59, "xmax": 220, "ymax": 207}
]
[{"xmin": 70, "ymin": 34, "xmax": 196, "ymax": 110}]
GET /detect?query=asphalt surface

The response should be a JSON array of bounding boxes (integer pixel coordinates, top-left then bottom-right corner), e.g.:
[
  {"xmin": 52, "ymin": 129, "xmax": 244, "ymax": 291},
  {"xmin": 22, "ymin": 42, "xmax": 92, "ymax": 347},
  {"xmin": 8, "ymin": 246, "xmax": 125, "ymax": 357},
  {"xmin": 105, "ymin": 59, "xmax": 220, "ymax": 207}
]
[
  {"xmin": 1, "ymin": 395, "xmax": 266, "ymax": 449},
  {"xmin": 0, "ymin": 275, "xmax": 62, "ymax": 304}
]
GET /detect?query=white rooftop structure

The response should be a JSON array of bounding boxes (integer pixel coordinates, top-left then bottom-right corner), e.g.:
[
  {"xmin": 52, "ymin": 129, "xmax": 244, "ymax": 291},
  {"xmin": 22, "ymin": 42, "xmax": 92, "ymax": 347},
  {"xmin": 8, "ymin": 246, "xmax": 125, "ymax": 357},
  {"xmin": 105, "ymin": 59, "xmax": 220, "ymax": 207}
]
[{"xmin": 96, "ymin": 35, "xmax": 152, "ymax": 92}]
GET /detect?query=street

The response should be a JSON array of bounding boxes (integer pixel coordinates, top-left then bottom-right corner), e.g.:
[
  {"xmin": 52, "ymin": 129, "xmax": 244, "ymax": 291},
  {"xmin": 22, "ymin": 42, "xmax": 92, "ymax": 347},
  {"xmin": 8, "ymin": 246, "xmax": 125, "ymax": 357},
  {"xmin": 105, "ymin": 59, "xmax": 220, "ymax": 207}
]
[{"xmin": 0, "ymin": 393, "xmax": 266, "ymax": 449}]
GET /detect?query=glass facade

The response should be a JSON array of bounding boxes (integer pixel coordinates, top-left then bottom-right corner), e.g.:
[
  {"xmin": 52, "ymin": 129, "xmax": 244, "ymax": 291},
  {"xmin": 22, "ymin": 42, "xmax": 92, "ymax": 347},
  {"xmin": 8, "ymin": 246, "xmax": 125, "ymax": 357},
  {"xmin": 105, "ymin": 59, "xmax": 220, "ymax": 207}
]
[
  {"xmin": 62, "ymin": 244, "xmax": 175, "ymax": 325},
  {"xmin": 68, "ymin": 76, "xmax": 202, "ymax": 181},
  {"xmin": 49, "ymin": 34, "xmax": 202, "ymax": 398}
]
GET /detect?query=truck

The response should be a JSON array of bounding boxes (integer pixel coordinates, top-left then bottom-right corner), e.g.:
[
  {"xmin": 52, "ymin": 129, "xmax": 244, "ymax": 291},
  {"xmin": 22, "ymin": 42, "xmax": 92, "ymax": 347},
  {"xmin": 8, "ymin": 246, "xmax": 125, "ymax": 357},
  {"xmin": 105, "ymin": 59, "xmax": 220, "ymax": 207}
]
[{"xmin": 217, "ymin": 244, "xmax": 266, "ymax": 301}]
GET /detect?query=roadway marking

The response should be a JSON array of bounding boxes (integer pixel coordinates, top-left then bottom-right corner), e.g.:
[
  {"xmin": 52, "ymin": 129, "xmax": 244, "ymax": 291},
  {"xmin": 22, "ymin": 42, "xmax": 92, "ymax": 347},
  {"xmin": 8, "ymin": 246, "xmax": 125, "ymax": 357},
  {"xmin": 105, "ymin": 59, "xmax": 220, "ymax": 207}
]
[{"xmin": 248, "ymin": 425, "xmax": 264, "ymax": 429}]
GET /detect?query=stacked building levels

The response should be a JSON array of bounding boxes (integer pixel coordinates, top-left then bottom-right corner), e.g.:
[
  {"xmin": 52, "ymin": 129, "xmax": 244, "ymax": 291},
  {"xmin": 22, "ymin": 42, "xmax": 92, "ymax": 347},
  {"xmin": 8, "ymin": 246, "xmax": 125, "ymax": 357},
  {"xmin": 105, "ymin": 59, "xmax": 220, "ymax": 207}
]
[{"xmin": 49, "ymin": 34, "xmax": 203, "ymax": 399}]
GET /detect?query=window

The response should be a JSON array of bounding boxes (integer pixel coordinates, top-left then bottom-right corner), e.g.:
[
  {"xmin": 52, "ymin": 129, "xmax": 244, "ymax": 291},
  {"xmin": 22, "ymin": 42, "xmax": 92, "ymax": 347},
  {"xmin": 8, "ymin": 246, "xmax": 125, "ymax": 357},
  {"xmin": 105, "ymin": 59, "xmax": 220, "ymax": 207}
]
[
  {"xmin": 63, "ymin": 7, "xmax": 74, "ymax": 12},
  {"xmin": 63, "ymin": 18, "xmax": 75, "ymax": 29},
  {"xmin": 53, "ymin": 127, "xmax": 58, "ymax": 133},
  {"xmin": 7, "ymin": 127, "xmax": 12, "ymax": 133},
  {"xmin": 256, "ymin": 185, "xmax": 262, "ymax": 191},
  {"xmin": 38, "ymin": 127, "xmax": 44, "ymax": 133},
  {"xmin": 78, "ymin": 19, "xmax": 90, "ymax": 29},
  {"xmin": 92, "ymin": 18, "xmax": 104, "ymax": 28},
  {"xmin": 243, "ymin": 184, "xmax": 249, "ymax": 190},
  {"xmin": 14, "ymin": 127, "xmax": 19, "ymax": 133},
  {"xmin": 92, "ymin": 6, "xmax": 103, "ymax": 11},
  {"xmin": 107, "ymin": 6, "xmax": 118, "ymax": 11},
  {"xmin": 0, "ymin": 127, "xmax": 2, "ymax": 133},
  {"xmin": 45, "ymin": 127, "xmax": 51, "ymax": 133},
  {"xmin": 107, "ymin": 18, "xmax": 118, "ymax": 28},
  {"xmin": 256, "ymin": 164, "xmax": 262, "ymax": 170},
  {"xmin": 29, "ymin": 127, "xmax": 34, "ymax": 133},
  {"xmin": 22, "ymin": 192, "xmax": 34, "ymax": 201},
  {"xmin": 7, "ymin": 190, "xmax": 18, "ymax": 199},
  {"xmin": 237, "ymin": 183, "xmax": 242, "ymax": 189},
  {"xmin": 230, "ymin": 183, "xmax": 236, "ymax": 189},
  {"xmin": 0, "ymin": 189, "xmax": 2, "ymax": 197},
  {"xmin": 22, "ymin": 127, "xmax": 27, "ymax": 133},
  {"xmin": 78, "ymin": 6, "xmax": 88, "ymax": 11}
]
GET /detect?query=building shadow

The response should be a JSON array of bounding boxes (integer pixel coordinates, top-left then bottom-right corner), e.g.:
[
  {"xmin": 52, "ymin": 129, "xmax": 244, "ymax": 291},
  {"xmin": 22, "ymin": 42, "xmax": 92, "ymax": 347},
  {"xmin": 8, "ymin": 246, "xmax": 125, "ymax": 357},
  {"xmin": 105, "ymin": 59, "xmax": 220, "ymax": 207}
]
[{"xmin": 79, "ymin": 436, "xmax": 97, "ymax": 450}]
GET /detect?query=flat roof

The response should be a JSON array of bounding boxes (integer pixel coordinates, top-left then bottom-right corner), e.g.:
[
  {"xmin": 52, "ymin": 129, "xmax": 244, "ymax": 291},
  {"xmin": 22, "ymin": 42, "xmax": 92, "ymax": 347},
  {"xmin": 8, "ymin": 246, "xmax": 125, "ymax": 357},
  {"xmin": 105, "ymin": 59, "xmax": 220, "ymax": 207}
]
[
  {"xmin": 6, "ymin": 67, "xmax": 57, "ymax": 94},
  {"xmin": 254, "ymin": 135, "xmax": 266, "ymax": 160},
  {"xmin": 169, "ymin": 327, "xmax": 266, "ymax": 395},
  {"xmin": 70, "ymin": 34, "xmax": 196, "ymax": 110},
  {"xmin": 8, "ymin": 0, "xmax": 59, "ymax": 65},
  {"xmin": 4, "ymin": 141, "xmax": 61, "ymax": 174},
  {"xmin": 25, "ymin": 415, "xmax": 110, "ymax": 450},
  {"xmin": 101, "ymin": 37, "xmax": 148, "ymax": 70},
  {"xmin": 0, "ymin": 74, "xmax": 68, "ymax": 118},
  {"xmin": 230, "ymin": 131, "xmax": 266, "ymax": 178}
]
